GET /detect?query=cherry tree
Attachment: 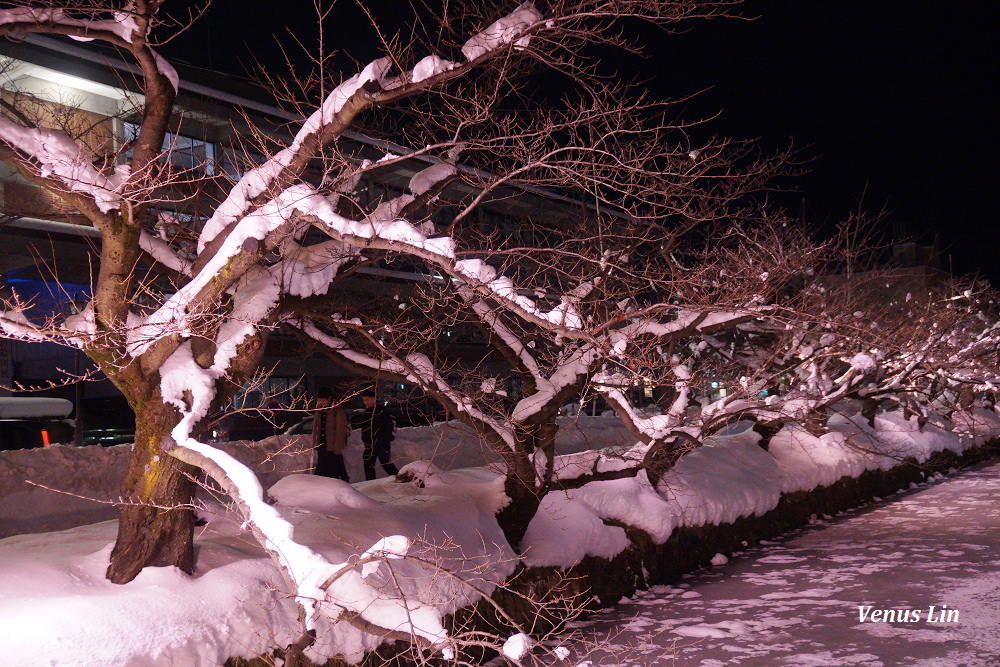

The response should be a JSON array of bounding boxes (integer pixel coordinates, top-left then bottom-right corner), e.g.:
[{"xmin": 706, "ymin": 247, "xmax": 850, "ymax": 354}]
[
  {"xmin": 0, "ymin": 0, "xmax": 766, "ymax": 647},
  {"xmin": 300, "ymin": 210, "xmax": 999, "ymax": 549},
  {"xmin": 2, "ymin": 0, "xmax": 998, "ymax": 659}
]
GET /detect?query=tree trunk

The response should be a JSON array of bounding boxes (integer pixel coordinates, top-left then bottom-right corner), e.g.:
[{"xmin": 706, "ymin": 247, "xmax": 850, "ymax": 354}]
[
  {"xmin": 751, "ymin": 420, "xmax": 783, "ymax": 450},
  {"xmin": 497, "ymin": 474, "xmax": 541, "ymax": 554},
  {"xmin": 642, "ymin": 434, "xmax": 697, "ymax": 488},
  {"xmin": 106, "ymin": 402, "xmax": 196, "ymax": 584},
  {"xmin": 496, "ymin": 428, "xmax": 544, "ymax": 553}
]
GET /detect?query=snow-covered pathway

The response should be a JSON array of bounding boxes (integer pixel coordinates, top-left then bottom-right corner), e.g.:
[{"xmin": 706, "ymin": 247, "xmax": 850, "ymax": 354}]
[{"xmin": 548, "ymin": 461, "xmax": 1000, "ymax": 666}]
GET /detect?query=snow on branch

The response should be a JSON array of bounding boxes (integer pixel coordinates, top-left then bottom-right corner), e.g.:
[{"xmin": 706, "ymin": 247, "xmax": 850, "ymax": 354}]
[
  {"xmin": 408, "ymin": 161, "xmax": 457, "ymax": 196},
  {"xmin": 170, "ymin": 435, "xmax": 456, "ymax": 647},
  {"xmin": 197, "ymin": 58, "xmax": 393, "ymax": 253},
  {"xmin": 462, "ymin": 2, "xmax": 544, "ymax": 61},
  {"xmin": 511, "ymin": 345, "xmax": 599, "ymax": 422},
  {"xmin": 0, "ymin": 116, "xmax": 127, "ymax": 213},
  {"xmin": 453, "ymin": 259, "xmax": 589, "ymax": 331},
  {"xmin": 0, "ymin": 6, "xmax": 141, "ymax": 43},
  {"xmin": 410, "ymin": 55, "xmax": 455, "ymax": 83},
  {"xmin": 138, "ymin": 231, "xmax": 193, "ymax": 277},
  {"xmin": 465, "ymin": 293, "xmax": 547, "ymax": 379},
  {"xmin": 161, "ymin": 345, "xmax": 459, "ymax": 649},
  {"xmin": 0, "ymin": 308, "xmax": 49, "ymax": 342}
]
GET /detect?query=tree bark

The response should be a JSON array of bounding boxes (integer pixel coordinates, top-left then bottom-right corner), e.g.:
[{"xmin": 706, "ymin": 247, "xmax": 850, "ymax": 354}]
[
  {"xmin": 643, "ymin": 433, "xmax": 700, "ymax": 488},
  {"xmin": 106, "ymin": 402, "xmax": 196, "ymax": 584},
  {"xmin": 496, "ymin": 426, "xmax": 545, "ymax": 552},
  {"xmin": 496, "ymin": 473, "xmax": 541, "ymax": 554}
]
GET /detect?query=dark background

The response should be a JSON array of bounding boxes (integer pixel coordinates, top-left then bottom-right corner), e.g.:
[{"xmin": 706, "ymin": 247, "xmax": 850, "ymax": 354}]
[{"xmin": 163, "ymin": 1, "xmax": 998, "ymax": 282}]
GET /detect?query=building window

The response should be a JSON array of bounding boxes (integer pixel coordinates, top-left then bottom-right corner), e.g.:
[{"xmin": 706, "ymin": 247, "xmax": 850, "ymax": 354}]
[
  {"xmin": 123, "ymin": 122, "xmax": 215, "ymax": 174},
  {"xmin": 234, "ymin": 376, "xmax": 303, "ymax": 410},
  {"xmin": 218, "ymin": 145, "xmax": 264, "ymax": 181}
]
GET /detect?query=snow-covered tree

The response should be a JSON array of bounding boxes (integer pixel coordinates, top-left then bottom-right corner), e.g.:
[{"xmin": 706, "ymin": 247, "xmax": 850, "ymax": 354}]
[
  {"xmin": 0, "ymin": 0, "xmax": 758, "ymax": 579},
  {"xmin": 301, "ymin": 204, "xmax": 1000, "ymax": 550},
  {"xmin": 2, "ymin": 2, "xmax": 999, "ymax": 657}
]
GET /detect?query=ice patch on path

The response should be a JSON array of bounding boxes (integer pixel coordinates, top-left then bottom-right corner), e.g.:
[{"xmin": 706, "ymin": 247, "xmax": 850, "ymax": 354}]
[
  {"xmin": 853, "ymin": 622, "xmax": 958, "ymax": 643},
  {"xmin": 760, "ymin": 588, "xmax": 836, "ymax": 600},
  {"xmin": 779, "ymin": 650, "xmax": 883, "ymax": 666},
  {"xmin": 671, "ymin": 619, "xmax": 748, "ymax": 638},
  {"xmin": 756, "ymin": 553, "xmax": 810, "ymax": 564}
]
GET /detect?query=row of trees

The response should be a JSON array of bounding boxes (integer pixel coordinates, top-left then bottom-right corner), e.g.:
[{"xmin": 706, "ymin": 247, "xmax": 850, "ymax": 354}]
[{"xmin": 2, "ymin": 0, "xmax": 999, "ymax": 659}]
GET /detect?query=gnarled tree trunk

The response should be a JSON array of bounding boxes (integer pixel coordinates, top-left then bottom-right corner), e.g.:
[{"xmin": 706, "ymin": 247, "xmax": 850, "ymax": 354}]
[
  {"xmin": 106, "ymin": 400, "xmax": 196, "ymax": 584},
  {"xmin": 496, "ymin": 418, "xmax": 559, "ymax": 552}
]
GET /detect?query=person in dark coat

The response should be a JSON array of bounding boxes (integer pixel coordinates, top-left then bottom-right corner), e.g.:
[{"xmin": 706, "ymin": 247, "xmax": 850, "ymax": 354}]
[
  {"xmin": 312, "ymin": 387, "xmax": 350, "ymax": 482},
  {"xmin": 352, "ymin": 388, "xmax": 399, "ymax": 480}
]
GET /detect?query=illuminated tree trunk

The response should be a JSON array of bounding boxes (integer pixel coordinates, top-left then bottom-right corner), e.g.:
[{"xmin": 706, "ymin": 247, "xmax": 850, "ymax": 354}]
[{"xmin": 106, "ymin": 401, "xmax": 196, "ymax": 584}]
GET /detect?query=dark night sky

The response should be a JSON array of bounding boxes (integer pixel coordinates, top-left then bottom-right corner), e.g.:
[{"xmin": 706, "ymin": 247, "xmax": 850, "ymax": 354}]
[
  {"xmin": 165, "ymin": 1, "xmax": 998, "ymax": 282},
  {"xmin": 645, "ymin": 2, "xmax": 998, "ymax": 282}
]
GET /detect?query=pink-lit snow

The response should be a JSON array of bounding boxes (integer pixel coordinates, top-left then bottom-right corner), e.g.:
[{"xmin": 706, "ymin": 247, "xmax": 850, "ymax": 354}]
[
  {"xmin": 541, "ymin": 461, "xmax": 1000, "ymax": 666},
  {"xmin": 1, "ymin": 408, "xmax": 998, "ymax": 665}
]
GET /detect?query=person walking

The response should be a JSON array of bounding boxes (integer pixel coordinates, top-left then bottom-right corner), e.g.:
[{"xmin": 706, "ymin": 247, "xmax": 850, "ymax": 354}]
[
  {"xmin": 312, "ymin": 386, "xmax": 350, "ymax": 482},
  {"xmin": 352, "ymin": 388, "xmax": 399, "ymax": 480}
]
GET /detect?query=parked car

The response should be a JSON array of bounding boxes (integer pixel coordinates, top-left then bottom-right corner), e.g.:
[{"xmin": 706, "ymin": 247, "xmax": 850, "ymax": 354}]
[
  {"xmin": 79, "ymin": 426, "xmax": 136, "ymax": 447},
  {"xmin": 283, "ymin": 416, "xmax": 314, "ymax": 436},
  {"xmin": 0, "ymin": 397, "xmax": 74, "ymax": 450}
]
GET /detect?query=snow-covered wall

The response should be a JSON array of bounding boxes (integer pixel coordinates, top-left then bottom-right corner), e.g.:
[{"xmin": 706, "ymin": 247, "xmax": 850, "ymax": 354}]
[
  {"xmin": 0, "ymin": 435, "xmax": 312, "ymax": 538},
  {"xmin": 5, "ymin": 408, "xmax": 999, "ymax": 558},
  {"xmin": 0, "ymin": 416, "xmax": 629, "ymax": 540}
]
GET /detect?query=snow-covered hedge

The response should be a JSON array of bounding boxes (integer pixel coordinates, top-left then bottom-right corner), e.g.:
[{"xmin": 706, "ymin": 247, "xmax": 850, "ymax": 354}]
[{"xmin": 519, "ymin": 407, "xmax": 1000, "ymax": 569}]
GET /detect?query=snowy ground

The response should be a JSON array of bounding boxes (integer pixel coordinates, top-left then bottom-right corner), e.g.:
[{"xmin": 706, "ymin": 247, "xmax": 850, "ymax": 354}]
[
  {"xmin": 1, "ymin": 410, "xmax": 997, "ymax": 666},
  {"xmin": 0, "ymin": 416, "xmax": 634, "ymax": 666},
  {"xmin": 545, "ymin": 461, "xmax": 1000, "ymax": 667},
  {"xmin": 0, "ymin": 469, "xmax": 516, "ymax": 666}
]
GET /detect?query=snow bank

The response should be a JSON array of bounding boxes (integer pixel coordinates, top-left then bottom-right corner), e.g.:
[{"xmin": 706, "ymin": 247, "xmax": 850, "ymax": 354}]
[
  {"xmin": 0, "ymin": 443, "xmax": 127, "ymax": 538},
  {"xmin": 769, "ymin": 409, "xmax": 980, "ymax": 496},
  {"xmin": 951, "ymin": 407, "xmax": 1000, "ymax": 445},
  {"xmin": 0, "ymin": 469, "xmax": 514, "ymax": 667},
  {"xmin": 1, "ymin": 408, "xmax": 997, "ymax": 663},
  {"xmin": 659, "ymin": 431, "xmax": 785, "ymax": 527},
  {"xmin": 769, "ymin": 426, "xmax": 875, "ymax": 493},
  {"xmin": 0, "ymin": 415, "xmax": 625, "ymax": 540},
  {"xmin": 211, "ymin": 434, "xmax": 313, "ymax": 491},
  {"xmin": 0, "ymin": 523, "xmax": 298, "ymax": 667},
  {"xmin": 0, "ymin": 435, "xmax": 311, "ymax": 538},
  {"xmin": 522, "ymin": 486, "xmax": 633, "ymax": 566},
  {"xmin": 390, "ymin": 415, "xmax": 634, "ymax": 473},
  {"xmin": 523, "ymin": 430, "xmax": 784, "ymax": 568}
]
